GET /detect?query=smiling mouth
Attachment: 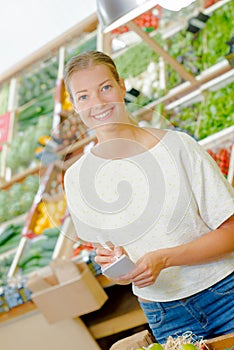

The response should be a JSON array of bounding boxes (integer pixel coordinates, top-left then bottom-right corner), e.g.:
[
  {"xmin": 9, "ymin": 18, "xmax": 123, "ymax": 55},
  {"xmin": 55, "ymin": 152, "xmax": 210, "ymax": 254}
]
[{"xmin": 92, "ymin": 107, "xmax": 113, "ymax": 121}]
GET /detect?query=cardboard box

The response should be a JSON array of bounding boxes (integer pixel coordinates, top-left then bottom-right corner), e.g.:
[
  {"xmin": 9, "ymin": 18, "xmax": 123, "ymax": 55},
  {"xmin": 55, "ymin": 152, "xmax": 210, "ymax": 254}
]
[
  {"xmin": 31, "ymin": 263, "xmax": 108, "ymax": 323},
  {"xmin": 110, "ymin": 332, "xmax": 234, "ymax": 350},
  {"xmin": 110, "ymin": 330, "xmax": 155, "ymax": 350},
  {"xmin": 205, "ymin": 332, "xmax": 234, "ymax": 350}
]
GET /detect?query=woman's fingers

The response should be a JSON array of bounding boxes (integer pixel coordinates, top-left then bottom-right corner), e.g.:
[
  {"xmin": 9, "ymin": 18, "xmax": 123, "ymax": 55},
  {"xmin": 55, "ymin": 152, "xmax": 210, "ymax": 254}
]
[
  {"xmin": 114, "ymin": 246, "xmax": 124, "ymax": 258},
  {"xmin": 95, "ymin": 246, "xmax": 116, "ymax": 266}
]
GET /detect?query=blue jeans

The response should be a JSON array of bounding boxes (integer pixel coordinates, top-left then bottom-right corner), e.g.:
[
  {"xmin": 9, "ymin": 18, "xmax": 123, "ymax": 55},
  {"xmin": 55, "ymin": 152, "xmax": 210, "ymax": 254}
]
[{"xmin": 139, "ymin": 272, "xmax": 234, "ymax": 344}]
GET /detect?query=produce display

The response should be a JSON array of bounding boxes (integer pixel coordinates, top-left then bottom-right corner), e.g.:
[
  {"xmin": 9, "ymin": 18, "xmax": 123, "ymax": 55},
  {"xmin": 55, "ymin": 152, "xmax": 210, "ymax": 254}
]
[
  {"xmin": 164, "ymin": 81, "xmax": 234, "ymax": 140},
  {"xmin": 114, "ymin": 34, "xmax": 161, "ymax": 80},
  {"xmin": 18, "ymin": 227, "xmax": 60, "ymax": 275},
  {"xmin": 0, "ymin": 253, "xmax": 15, "ymax": 287},
  {"xmin": 6, "ymin": 115, "xmax": 52, "ymax": 173},
  {"xmin": 16, "ymin": 92, "xmax": 54, "ymax": 131},
  {"xmin": 51, "ymin": 78, "xmax": 88, "ymax": 147},
  {"xmin": 166, "ymin": 1, "xmax": 234, "ymax": 89},
  {"xmin": 112, "ymin": 6, "xmax": 162, "ymax": 35},
  {"xmin": 207, "ymin": 146, "xmax": 231, "ymax": 177},
  {"xmin": 17, "ymin": 57, "xmax": 58, "ymax": 106},
  {"xmin": 20, "ymin": 163, "xmax": 66, "ymax": 238},
  {"xmin": 0, "ymin": 222, "xmax": 23, "ymax": 255},
  {"xmin": 114, "ymin": 1, "xmax": 234, "ymax": 103},
  {"xmin": 0, "ymin": 174, "xmax": 39, "ymax": 223},
  {"xmin": 54, "ymin": 110, "xmax": 88, "ymax": 147},
  {"xmin": 30, "ymin": 195, "xmax": 66, "ymax": 236},
  {"xmin": 0, "ymin": 1, "xmax": 233, "ymax": 323}
]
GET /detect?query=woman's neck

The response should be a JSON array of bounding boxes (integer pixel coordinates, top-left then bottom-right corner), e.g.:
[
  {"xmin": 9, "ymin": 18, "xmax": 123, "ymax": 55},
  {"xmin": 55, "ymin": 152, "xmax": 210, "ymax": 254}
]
[
  {"xmin": 95, "ymin": 122, "xmax": 138, "ymax": 142},
  {"xmin": 92, "ymin": 124, "xmax": 160, "ymax": 159}
]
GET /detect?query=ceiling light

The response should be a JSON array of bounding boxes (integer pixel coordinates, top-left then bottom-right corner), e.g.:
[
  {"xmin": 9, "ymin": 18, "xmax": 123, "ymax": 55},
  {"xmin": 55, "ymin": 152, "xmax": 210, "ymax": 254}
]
[{"xmin": 97, "ymin": 0, "xmax": 197, "ymax": 33}]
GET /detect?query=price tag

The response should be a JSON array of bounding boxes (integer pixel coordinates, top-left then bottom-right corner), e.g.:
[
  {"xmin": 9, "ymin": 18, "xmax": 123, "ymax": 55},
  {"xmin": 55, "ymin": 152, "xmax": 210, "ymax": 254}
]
[{"xmin": 0, "ymin": 111, "xmax": 11, "ymax": 150}]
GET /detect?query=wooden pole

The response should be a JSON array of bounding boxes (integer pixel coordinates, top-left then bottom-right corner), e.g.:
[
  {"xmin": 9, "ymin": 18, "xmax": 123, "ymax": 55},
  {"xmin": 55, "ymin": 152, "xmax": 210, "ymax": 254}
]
[
  {"xmin": 96, "ymin": 24, "xmax": 112, "ymax": 54},
  {"xmin": 127, "ymin": 20, "xmax": 198, "ymax": 85}
]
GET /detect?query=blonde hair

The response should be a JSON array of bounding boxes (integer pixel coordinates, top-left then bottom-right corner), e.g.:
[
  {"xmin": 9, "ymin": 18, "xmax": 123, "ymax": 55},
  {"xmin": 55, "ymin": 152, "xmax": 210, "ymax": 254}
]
[{"xmin": 64, "ymin": 50, "xmax": 120, "ymax": 103}]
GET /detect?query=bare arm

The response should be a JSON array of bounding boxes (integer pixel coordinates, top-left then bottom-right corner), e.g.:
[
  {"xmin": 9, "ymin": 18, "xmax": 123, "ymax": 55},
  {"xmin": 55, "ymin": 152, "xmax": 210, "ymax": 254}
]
[
  {"xmin": 165, "ymin": 214, "xmax": 234, "ymax": 267},
  {"xmin": 126, "ymin": 214, "xmax": 234, "ymax": 288}
]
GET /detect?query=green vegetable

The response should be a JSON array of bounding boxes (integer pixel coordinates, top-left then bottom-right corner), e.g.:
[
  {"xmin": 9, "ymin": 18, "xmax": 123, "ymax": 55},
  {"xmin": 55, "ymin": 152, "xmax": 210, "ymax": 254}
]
[
  {"xmin": 18, "ymin": 248, "xmax": 43, "ymax": 268},
  {"xmin": 181, "ymin": 344, "xmax": 197, "ymax": 350},
  {"xmin": 147, "ymin": 344, "xmax": 164, "ymax": 350},
  {"xmin": 42, "ymin": 227, "xmax": 60, "ymax": 237},
  {"xmin": 38, "ymin": 257, "xmax": 53, "ymax": 267},
  {"xmin": 0, "ymin": 225, "xmax": 16, "ymax": 246},
  {"xmin": 21, "ymin": 265, "xmax": 41, "ymax": 275},
  {"xmin": 40, "ymin": 237, "xmax": 58, "ymax": 251}
]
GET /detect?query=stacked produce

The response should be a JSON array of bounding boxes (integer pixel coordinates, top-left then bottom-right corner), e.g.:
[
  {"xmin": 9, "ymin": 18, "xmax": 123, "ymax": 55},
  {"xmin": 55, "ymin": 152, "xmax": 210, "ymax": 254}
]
[
  {"xmin": 3, "ymin": 58, "xmax": 58, "ymax": 176},
  {"xmin": 54, "ymin": 110, "xmax": 88, "ymax": 147},
  {"xmin": 16, "ymin": 92, "xmax": 54, "ymax": 131},
  {"xmin": 23, "ymin": 165, "xmax": 67, "ymax": 237},
  {"xmin": 0, "ymin": 222, "xmax": 23, "ymax": 255},
  {"xmin": 166, "ymin": 1, "xmax": 233, "ymax": 89},
  {"xmin": 18, "ymin": 227, "xmax": 60, "ymax": 275},
  {"xmin": 112, "ymin": 6, "xmax": 162, "ymax": 35},
  {"xmin": 114, "ymin": 1, "xmax": 234, "ymax": 106},
  {"xmin": 166, "ymin": 82, "xmax": 234, "ymax": 139},
  {"xmin": 6, "ymin": 115, "xmax": 52, "ymax": 173},
  {"xmin": 30, "ymin": 195, "xmax": 66, "ymax": 236},
  {"xmin": 207, "ymin": 146, "xmax": 231, "ymax": 177},
  {"xmin": 50, "ymin": 78, "xmax": 88, "ymax": 147},
  {"xmin": 17, "ymin": 57, "xmax": 58, "ymax": 106},
  {"xmin": 114, "ymin": 33, "xmax": 162, "ymax": 80},
  {"xmin": 0, "ymin": 253, "xmax": 15, "ymax": 287},
  {"xmin": 0, "ymin": 174, "xmax": 39, "ymax": 223}
]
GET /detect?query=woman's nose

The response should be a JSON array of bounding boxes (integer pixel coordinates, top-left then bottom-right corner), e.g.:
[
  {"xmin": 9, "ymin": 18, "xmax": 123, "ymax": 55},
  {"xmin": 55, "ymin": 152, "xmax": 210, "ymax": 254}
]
[{"xmin": 90, "ymin": 92, "xmax": 106, "ymax": 109}]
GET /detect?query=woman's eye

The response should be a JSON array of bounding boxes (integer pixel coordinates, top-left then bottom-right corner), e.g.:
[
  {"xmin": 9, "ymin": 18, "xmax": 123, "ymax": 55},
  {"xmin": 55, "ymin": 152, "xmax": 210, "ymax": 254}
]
[
  {"xmin": 78, "ymin": 95, "xmax": 87, "ymax": 101},
  {"xmin": 102, "ymin": 84, "xmax": 111, "ymax": 92}
]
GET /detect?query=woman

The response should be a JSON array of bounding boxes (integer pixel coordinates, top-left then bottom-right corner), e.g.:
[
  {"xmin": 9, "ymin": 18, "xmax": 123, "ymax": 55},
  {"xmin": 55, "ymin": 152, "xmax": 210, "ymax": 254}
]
[{"xmin": 64, "ymin": 50, "xmax": 234, "ymax": 344}]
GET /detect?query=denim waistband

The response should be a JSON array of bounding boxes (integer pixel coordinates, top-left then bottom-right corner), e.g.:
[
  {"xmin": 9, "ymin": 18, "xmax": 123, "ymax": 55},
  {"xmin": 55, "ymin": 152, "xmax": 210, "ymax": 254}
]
[{"xmin": 138, "ymin": 271, "xmax": 234, "ymax": 311}]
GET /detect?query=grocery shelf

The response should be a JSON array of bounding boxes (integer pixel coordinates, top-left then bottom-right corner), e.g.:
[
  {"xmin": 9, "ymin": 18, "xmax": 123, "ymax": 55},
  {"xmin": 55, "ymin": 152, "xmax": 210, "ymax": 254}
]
[
  {"xmin": 133, "ymin": 60, "xmax": 233, "ymax": 120},
  {"xmin": 0, "ymin": 214, "xmax": 27, "ymax": 235},
  {"xmin": 199, "ymin": 126, "xmax": 234, "ymax": 185},
  {"xmin": 199, "ymin": 125, "xmax": 234, "ymax": 149},
  {"xmin": 203, "ymin": 0, "xmax": 232, "ymax": 14},
  {"xmin": 166, "ymin": 63, "xmax": 234, "ymax": 110},
  {"xmin": 162, "ymin": 0, "xmax": 232, "ymax": 40},
  {"xmin": 112, "ymin": 0, "xmax": 232, "ymax": 55}
]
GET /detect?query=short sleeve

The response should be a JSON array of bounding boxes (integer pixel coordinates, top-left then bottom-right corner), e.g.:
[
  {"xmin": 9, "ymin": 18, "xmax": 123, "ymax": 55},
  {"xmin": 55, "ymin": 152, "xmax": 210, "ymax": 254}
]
[{"xmin": 180, "ymin": 132, "xmax": 234, "ymax": 229}]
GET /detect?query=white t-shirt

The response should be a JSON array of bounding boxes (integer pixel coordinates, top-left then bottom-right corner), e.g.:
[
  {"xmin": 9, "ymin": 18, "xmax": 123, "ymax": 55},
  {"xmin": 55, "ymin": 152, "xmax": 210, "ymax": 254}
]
[{"xmin": 64, "ymin": 130, "xmax": 234, "ymax": 301}]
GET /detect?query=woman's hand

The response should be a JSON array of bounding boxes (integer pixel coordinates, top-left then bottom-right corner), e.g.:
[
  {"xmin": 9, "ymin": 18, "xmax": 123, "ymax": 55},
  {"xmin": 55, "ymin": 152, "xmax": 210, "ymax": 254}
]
[
  {"xmin": 94, "ymin": 245, "xmax": 131, "ymax": 284},
  {"xmin": 121, "ymin": 250, "xmax": 166, "ymax": 288},
  {"xmin": 94, "ymin": 245, "xmax": 125, "ymax": 269}
]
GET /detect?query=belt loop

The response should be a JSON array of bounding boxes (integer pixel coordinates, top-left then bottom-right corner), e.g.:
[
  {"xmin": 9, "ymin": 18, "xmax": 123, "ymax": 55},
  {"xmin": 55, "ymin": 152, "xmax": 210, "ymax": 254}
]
[{"xmin": 157, "ymin": 301, "xmax": 166, "ymax": 313}]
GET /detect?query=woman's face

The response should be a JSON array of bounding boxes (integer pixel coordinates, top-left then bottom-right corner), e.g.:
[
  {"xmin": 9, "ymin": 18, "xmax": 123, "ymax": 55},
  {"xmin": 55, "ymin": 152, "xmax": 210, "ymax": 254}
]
[{"xmin": 69, "ymin": 64, "xmax": 127, "ymax": 130}]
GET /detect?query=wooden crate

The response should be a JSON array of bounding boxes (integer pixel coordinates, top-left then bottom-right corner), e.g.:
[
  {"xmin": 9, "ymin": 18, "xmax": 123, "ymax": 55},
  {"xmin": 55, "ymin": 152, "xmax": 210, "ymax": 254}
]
[{"xmin": 205, "ymin": 332, "xmax": 234, "ymax": 350}]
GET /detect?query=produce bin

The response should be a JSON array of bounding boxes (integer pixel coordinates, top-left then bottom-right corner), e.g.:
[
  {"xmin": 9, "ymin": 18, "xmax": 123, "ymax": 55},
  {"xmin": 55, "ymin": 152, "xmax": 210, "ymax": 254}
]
[{"xmin": 30, "ymin": 262, "xmax": 108, "ymax": 323}]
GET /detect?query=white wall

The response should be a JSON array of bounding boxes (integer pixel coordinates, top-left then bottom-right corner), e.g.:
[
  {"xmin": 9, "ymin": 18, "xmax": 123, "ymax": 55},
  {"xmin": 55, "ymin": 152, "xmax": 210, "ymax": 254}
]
[{"xmin": 0, "ymin": 0, "xmax": 97, "ymax": 75}]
